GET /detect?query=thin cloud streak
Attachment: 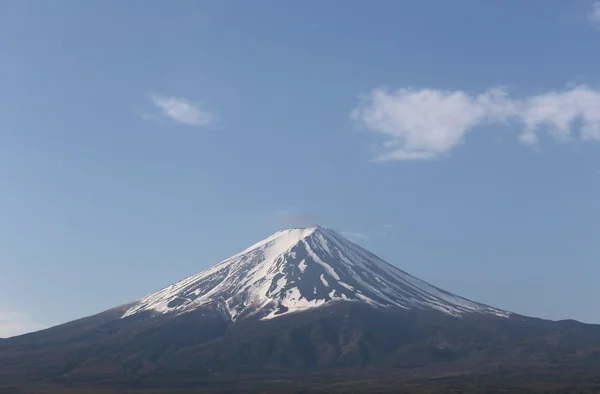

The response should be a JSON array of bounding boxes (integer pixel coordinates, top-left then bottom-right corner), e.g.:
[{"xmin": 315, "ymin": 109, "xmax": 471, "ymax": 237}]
[
  {"xmin": 590, "ymin": 1, "xmax": 600, "ymax": 26},
  {"xmin": 147, "ymin": 93, "xmax": 214, "ymax": 127},
  {"xmin": 342, "ymin": 232, "xmax": 370, "ymax": 240}
]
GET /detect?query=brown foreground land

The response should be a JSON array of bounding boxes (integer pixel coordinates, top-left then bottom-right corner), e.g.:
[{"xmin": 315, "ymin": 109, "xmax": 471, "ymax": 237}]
[{"xmin": 2, "ymin": 370, "xmax": 600, "ymax": 394}]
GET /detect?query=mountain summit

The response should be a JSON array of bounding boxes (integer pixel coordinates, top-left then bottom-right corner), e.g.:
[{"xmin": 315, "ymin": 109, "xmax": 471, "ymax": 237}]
[{"xmin": 123, "ymin": 226, "xmax": 508, "ymax": 321}]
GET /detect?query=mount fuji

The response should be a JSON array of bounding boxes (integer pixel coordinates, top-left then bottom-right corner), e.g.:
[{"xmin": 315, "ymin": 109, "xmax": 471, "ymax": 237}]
[
  {"xmin": 123, "ymin": 226, "xmax": 507, "ymax": 321},
  {"xmin": 2, "ymin": 227, "xmax": 600, "ymax": 393}
]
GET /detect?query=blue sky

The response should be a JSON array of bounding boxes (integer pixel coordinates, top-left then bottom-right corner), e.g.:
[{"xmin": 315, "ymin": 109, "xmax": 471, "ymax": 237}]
[{"xmin": 1, "ymin": 0, "xmax": 600, "ymax": 337}]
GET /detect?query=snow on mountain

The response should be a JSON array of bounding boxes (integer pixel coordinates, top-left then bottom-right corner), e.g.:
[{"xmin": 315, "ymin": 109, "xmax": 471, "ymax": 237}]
[{"xmin": 123, "ymin": 226, "xmax": 508, "ymax": 321}]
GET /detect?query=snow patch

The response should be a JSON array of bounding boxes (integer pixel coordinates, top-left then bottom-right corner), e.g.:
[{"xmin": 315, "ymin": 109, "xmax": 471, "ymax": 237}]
[
  {"xmin": 320, "ymin": 274, "xmax": 329, "ymax": 287},
  {"xmin": 298, "ymin": 259, "xmax": 307, "ymax": 273},
  {"xmin": 269, "ymin": 276, "xmax": 287, "ymax": 296}
]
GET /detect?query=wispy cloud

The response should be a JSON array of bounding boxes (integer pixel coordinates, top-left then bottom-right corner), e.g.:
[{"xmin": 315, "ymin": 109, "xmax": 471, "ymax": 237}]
[
  {"xmin": 272, "ymin": 210, "xmax": 319, "ymax": 228},
  {"xmin": 590, "ymin": 1, "xmax": 600, "ymax": 26},
  {"xmin": 352, "ymin": 85, "xmax": 600, "ymax": 161},
  {"xmin": 147, "ymin": 93, "xmax": 214, "ymax": 127},
  {"xmin": 0, "ymin": 309, "xmax": 46, "ymax": 338},
  {"xmin": 342, "ymin": 232, "xmax": 370, "ymax": 241}
]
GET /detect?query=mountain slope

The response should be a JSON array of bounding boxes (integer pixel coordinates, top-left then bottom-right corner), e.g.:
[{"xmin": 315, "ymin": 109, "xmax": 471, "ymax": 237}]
[{"xmin": 123, "ymin": 226, "xmax": 507, "ymax": 321}]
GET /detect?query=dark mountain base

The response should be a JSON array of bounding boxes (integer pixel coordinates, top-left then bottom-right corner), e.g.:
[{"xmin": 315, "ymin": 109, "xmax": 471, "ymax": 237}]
[{"xmin": 2, "ymin": 303, "xmax": 600, "ymax": 393}]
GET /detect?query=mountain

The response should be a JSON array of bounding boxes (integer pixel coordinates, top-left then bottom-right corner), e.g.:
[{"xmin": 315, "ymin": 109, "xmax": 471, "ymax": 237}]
[
  {"xmin": 123, "ymin": 226, "xmax": 507, "ymax": 321},
  {"xmin": 1, "ymin": 226, "xmax": 600, "ymax": 393}
]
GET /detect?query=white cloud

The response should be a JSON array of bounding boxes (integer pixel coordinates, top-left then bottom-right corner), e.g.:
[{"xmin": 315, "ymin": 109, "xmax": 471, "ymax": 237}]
[
  {"xmin": 590, "ymin": 1, "xmax": 600, "ymax": 26},
  {"xmin": 352, "ymin": 87, "xmax": 516, "ymax": 161},
  {"xmin": 147, "ymin": 93, "xmax": 214, "ymax": 127},
  {"xmin": 520, "ymin": 86, "xmax": 600, "ymax": 144},
  {"xmin": 352, "ymin": 85, "xmax": 600, "ymax": 161},
  {"xmin": 0, "ymin": 309, "xmax": 46, "ymax": 338}
]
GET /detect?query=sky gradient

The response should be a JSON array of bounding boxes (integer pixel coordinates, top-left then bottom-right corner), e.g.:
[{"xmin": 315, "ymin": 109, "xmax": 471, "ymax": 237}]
[{"xmin": 1, "ymin": 0, "xmax": 600, "ymax": 337}]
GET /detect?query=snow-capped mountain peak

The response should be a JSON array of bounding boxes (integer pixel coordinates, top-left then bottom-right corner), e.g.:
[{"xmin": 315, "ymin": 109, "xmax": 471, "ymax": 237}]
[{"xmin": 122, "ymin": 226, "xmax": 508, "ymax": 321}]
